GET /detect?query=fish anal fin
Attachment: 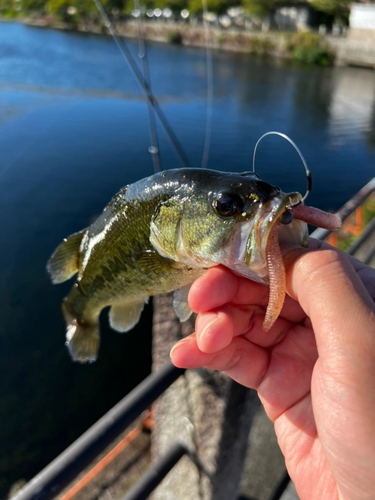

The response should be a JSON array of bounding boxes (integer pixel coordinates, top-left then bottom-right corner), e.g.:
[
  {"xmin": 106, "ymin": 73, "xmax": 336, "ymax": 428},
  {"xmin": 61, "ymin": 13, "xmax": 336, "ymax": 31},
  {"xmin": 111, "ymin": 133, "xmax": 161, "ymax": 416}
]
[
  {"xmin": 47, "ymin": 229, "xmax": 86, "ymax": 284},
  {"xmin": 173, "ymin": 285, "xmax": 193, "ymax": 322},
  {"xmin": 109, "ymin": 299, "xmax": 148, "ymax": 333}
]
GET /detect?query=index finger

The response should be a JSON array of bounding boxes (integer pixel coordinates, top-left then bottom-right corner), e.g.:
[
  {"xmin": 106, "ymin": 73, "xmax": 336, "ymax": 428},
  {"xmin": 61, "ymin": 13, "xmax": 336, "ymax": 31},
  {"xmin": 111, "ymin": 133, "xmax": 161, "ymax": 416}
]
[{"xmin": 189, "ymin": 265, "xmax": 306, "ymax": 324}]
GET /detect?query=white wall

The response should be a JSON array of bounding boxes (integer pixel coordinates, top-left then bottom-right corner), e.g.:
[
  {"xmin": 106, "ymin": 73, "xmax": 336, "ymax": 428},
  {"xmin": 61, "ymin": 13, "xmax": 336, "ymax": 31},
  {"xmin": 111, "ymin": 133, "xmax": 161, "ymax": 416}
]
[{"xmin": 350, "ymin": 4, "xmax": 375, "ymax": 30}]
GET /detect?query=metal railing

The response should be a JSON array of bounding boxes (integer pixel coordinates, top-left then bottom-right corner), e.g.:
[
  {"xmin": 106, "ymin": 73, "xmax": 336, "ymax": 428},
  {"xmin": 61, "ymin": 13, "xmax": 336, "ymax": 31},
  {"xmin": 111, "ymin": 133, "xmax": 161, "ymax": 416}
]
[
  {"xmin": 13, "ymin": 362, "xmax": 185, "ymax": 500},
  {"xmin": 345, "ymin": 214, "xmax": 375, "ymax": 262},
  {"xmin": 14, "ymin": 358, "xmax": 292, "ymax": 500},
  {"xmin": 122, "ymin": 439, "xmax": 189, "ymax": 500},
  {"xmin": 311, "ymin": 177, "xmax": 375, "ymax": 242},
  {"xmin": 311, "ymin": 176, "xmax": 375, "ymax": 268}
]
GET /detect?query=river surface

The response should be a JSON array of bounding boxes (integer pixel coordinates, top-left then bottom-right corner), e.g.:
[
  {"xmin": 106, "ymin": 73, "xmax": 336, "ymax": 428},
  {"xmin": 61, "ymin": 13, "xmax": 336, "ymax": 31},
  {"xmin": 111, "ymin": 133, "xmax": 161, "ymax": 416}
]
[{"xmin": 1, "ymin": 21, "xmax": 375, "ymax": 493}]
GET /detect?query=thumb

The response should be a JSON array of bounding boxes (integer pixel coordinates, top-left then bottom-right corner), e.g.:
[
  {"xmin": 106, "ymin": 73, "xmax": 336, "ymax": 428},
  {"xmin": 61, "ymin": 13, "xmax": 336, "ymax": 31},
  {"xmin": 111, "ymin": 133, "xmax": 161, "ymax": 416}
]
[
  {"xmin": 283, "ymin": 240, "xmax": 375, "ymax": 500},
  {"xmin": 284, "ymin": 246, "xmax": 375, "ymax": 381}
]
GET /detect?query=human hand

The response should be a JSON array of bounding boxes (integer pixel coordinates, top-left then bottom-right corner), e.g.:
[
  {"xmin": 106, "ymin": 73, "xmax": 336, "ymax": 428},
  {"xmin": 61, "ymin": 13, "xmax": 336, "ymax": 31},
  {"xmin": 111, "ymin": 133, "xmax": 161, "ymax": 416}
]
[{"xmin": 170, "ymin": 239, "xmax": 375, "ymax": 500}]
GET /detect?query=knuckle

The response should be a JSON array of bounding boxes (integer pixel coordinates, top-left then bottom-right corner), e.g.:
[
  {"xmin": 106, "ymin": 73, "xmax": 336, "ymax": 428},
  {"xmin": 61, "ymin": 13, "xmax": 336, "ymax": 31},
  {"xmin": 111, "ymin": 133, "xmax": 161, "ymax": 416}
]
[{"xmin": 222, "ymin": 345, "xmax": 243, "ymax": 373}]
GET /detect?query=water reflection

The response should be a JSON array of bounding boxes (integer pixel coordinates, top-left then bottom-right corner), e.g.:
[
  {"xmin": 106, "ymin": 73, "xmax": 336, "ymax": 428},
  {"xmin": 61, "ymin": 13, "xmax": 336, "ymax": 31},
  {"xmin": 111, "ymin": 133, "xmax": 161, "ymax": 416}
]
[{"xmin": 327, "ymin": 67, "xmax": 375, "ymax": 147}]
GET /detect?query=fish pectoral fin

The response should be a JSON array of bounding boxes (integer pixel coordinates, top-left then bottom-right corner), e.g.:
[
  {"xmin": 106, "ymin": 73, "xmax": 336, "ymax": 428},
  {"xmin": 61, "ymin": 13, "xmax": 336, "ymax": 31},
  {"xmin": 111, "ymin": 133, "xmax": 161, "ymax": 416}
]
[
  {"xmin": 47, "ymin": 229, "xmax": 87, "ymax": 284},
  {"xmin": 109, "ymin": 299, "xmax": 148, "ymax": 333},
  {"xmin": 173, "ymin": 285, "xmax": 193, "ymax": 322}
]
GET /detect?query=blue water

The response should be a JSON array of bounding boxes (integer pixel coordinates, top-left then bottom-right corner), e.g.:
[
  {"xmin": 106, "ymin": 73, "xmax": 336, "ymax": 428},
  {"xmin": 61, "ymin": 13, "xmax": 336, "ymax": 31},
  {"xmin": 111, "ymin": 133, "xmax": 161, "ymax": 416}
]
[{"xmin": 1, "ymin": 21, "xmax": 375, "ymax": 492}]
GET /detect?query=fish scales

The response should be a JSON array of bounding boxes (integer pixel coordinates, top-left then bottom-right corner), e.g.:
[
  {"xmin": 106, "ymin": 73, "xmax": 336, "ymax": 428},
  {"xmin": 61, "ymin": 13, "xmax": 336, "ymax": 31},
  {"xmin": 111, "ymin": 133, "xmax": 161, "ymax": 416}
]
[
  {"xmin": 64, "ymin": 173, "xmax": 206, "ymax": 321},
  {"xmin": 48, "ymin": 168, "xmax": 340, "ymax": 363}
]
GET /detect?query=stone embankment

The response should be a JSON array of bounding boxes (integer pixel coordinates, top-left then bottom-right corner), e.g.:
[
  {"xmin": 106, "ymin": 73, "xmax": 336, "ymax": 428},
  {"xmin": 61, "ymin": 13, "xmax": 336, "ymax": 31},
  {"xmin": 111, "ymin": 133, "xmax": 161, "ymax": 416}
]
[
  {"xmin": 99, "ymin": 20, "xmax": 375, "ymax": 68},
  {"xmin": 328, "ymin": 34, "xmax": 375, "ymax": 68},
  {"xmin": 5, "ymin": 16, "xmax": 375, "ymax": 68}
]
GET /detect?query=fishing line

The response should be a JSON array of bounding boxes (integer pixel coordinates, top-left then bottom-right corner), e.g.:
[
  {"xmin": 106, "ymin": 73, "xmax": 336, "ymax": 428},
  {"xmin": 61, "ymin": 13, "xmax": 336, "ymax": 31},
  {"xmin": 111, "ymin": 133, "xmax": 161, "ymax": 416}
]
[
  {"xmin": 133, "ymin": 0, "xmax": 161, "ymax": 173},
  {"xmin": 93, "ymin": 0, "xmax": 191, "ymax": 169},
  {"xmin": 252, "ymin": 131, "xmax": 312, "ymax": 207},
  {"xmin": 201, "ymin": 0, "xmax": 213, "ymax": 169}
]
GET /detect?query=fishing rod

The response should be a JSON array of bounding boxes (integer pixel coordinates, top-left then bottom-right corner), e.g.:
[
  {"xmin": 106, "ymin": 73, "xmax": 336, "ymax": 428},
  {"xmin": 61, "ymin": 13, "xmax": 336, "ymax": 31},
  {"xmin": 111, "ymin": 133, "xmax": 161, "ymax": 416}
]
[
  {"xmin": 93, "ymin": 0, "xmax": 191, "ymax": 169},
  {"xmin": 201, "ymin": 0, "xmax": 213, "ymax": 169},
  {"xmin": 133, "ymin": 0, "xmax": 161, "ymax": 173}
]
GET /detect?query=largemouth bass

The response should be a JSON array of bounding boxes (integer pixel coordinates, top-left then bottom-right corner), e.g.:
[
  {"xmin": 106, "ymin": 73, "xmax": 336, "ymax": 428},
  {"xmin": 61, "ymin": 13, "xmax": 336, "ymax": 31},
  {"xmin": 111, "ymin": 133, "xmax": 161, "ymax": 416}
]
[{"xmin": 47, "ymin": 168, "xmax": 340, "ymax": 362}]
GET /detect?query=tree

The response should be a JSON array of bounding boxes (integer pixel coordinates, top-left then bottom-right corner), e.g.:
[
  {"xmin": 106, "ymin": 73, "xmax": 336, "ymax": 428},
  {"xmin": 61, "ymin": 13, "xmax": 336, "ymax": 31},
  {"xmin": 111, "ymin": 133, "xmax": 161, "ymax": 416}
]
[
  {"xmin": 241, "ymin": 0, "xmax": 282, "ymax": 17},
  {"xmin": 311, "ymin": 0, "xmax": 351, "ymax": 24},
  {"xmin": 188, "ymin": 0, "xmax": 238, "ymax": 15},
  {"xmin": 46, "ymin": 0, "xmax": 109, "ymax": 22},
  {"xmin": 157, "ymin": 0, "xmax": 188, "ymax": 14},
  {"xmin": 21, "ymin": 0, "xmax": 47, "ymax": 13}
]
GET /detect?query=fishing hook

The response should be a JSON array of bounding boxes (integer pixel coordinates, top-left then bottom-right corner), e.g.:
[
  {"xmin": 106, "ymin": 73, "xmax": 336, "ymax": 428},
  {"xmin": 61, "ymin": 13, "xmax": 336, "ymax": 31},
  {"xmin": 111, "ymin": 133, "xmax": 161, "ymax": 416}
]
[{"xmin": 252, "ymin": 131, "xmax": 312, "ymax": 208}]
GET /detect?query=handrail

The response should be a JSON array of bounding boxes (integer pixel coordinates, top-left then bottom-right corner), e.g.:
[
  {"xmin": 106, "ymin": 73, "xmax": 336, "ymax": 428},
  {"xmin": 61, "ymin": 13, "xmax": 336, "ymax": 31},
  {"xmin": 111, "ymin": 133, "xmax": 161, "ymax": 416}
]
[
  {"xmin": 345, "ymin": 213, "xmax": 375, "ymax": 256},
  {"xmin": 121, "ymin": 439, "xmax": 190, "ymax": 500},
  {"xmin": 311, "ymin": 177, "xmax": 375, "ymax": 241},
  {"xmin": 12, "ymin": 362, "xmax": 185, "ymax": 500},
  {"xmin": 268, "ymin": 472, "xmax": 291, "ymax": 500}
]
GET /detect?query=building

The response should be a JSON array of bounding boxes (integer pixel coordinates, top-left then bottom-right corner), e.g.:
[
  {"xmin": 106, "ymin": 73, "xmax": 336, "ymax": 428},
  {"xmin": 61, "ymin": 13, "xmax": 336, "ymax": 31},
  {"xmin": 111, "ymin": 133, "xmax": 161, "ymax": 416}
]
[
  {"xmin": 273, "ymin": 3, "xmax": 315, "ymax": 31},
  {"xmin": 348, "ymin": 3, "xmax": 375, "ymax": 44}
]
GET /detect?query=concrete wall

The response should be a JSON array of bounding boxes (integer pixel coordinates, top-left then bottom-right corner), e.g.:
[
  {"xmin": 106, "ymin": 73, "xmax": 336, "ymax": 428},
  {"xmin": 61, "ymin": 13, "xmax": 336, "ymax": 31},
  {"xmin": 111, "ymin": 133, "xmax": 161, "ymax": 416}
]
[
  {"xmin": 151, "ymin": 293, "xmax": 287, "ymax": 500},
  {"xmin": 350, "ymin": 4, "xmax": 375, "ymax": 30},
  {"xmin": 348, "ymin": 4, "xmax": 375, "ymax": 44}
]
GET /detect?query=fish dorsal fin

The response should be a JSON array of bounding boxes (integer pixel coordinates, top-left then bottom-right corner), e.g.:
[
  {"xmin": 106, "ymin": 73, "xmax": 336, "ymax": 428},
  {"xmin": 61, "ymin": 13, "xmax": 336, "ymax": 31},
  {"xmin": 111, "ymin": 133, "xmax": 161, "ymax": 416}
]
[
  {"xmin": 47, "ymin": 229, "xmax": 87, "ymax": 284},
  {"xmin": 109, "ymin": 299, "xmax": 148, "ymax": 333},
  {"xmin": 173, "ymin": 285, "xmax": 193, "ymax": 322}
]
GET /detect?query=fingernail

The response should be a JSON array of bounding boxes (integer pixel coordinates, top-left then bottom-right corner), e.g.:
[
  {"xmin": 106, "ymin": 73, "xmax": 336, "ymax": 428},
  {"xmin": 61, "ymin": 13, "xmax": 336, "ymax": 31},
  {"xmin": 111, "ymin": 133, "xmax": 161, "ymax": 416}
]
[
  {"xmin": 196, "ymin": 314, "xmax": 219, "ymax": 344},
  {"xmin": 170, "ymin": 338, "xmax": 190, "ymax": 357}
]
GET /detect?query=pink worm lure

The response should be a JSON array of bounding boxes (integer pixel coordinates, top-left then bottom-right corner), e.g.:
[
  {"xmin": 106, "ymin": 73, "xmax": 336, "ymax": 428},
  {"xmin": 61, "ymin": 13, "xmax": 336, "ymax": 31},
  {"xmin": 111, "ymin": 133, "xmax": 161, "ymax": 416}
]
[{"xmin": 262, "ymin": 205, "xmax": 341, "ymax": 332}]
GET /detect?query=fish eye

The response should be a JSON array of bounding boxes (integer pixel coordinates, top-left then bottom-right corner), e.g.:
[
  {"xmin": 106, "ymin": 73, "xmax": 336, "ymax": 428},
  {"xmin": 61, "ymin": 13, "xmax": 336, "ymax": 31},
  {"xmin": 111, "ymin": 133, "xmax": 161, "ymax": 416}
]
[
  {"xmin": 256, "ymin": 181, "xmax": 279, "ymax": 199},
  {"xmin": 213, "ymin": 192, "xmax": 243, "ymax": 218}
]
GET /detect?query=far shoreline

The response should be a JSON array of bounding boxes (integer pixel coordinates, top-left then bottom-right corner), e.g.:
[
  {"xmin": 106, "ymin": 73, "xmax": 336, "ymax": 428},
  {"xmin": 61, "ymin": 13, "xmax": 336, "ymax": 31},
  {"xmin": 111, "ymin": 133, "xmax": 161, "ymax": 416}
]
[
  {"xmin": 2, "ymin": 16, "xmax": 373, "ymax": 69},
  {"xmin": 0, "ymin": 16, "xmax": 336, "ymax": 63}
]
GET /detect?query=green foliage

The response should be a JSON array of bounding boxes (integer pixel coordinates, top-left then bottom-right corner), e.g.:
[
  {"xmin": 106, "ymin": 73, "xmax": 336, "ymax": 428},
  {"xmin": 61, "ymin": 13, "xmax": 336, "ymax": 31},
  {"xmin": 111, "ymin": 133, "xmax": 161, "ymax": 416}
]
[
  {"xmin": 0, "ymin": 0, "xmax": 20, "ymax": 17},
  {"xmin": 285, "ymin": 32, "xmax": 335, "ymax": 66},
  {"xmin": 21, "ymin": 0, "xmax": 46, "ymax": 13},
  {"xmin": 0, "ymin": 0, "xmax": 352, "ymax": 24},
  {"xmin": 363, "ymin": 196, "xmax": 375, "ymax": 225},
  {"xmin": 166, "ymin": 30, "xmax": 182, "ymax": 43},
  {"xmin": 248, "ymin": 35, "xmax": 274, "ymax": 55},
  {"xmin": 122, "ymin": 0, "xmax": 152, "ymax": 14},
  {"xmin": 188, "ymin": 0, "xmax": 237, "ymax": 15},
  {"xmin": 46, "ymin": 0, "xmax": 103, "ymax": 17},
  {"xmin": 241, "ymin": 0, "xmax": 281, "ymax": 17},
  {"xmin": 337, "ymin": 233, "xmax": 356, "ymax": 252},
  {"xmin": 157, "ymin": 0, "xmax": 187, "ymax": 13},
  {"xmin": 311, "ymin": 0, "xmax": 350, "ymax": 22},
  {"xmin": 0, "ymin": 0, "xmax": 116, "ymax": 21}
]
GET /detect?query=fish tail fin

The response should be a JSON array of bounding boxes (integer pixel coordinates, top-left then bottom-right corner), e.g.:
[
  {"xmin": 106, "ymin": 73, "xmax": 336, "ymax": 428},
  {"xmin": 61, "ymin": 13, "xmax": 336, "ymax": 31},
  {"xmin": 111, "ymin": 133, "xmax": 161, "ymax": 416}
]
[
  {"xmin": 65, "ymin": 320, "xmax": 99, "ymax": 363},
  {"xmin": 47, "ymin": 229, "xmax": 87, "ymax": 284},
  {"xmin": 63, "ymin": 304, "xmax": 99, "ymax": 363}
]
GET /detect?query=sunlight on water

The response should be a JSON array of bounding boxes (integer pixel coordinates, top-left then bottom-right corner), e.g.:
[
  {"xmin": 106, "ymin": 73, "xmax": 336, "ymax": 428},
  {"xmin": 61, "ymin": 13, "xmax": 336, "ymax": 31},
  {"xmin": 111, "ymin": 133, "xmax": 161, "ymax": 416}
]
[{"xmin": 327, "ymin": 67, "xmax": 375, "ymax": 147}]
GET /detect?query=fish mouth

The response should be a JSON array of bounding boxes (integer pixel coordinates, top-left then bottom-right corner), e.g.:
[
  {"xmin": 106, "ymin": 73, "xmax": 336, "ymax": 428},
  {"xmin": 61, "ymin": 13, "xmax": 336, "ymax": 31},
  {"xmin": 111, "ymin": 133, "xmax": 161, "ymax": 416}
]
[{"xmin": 244, "ymin": 191, "xmax": 307, "ymax": 279}]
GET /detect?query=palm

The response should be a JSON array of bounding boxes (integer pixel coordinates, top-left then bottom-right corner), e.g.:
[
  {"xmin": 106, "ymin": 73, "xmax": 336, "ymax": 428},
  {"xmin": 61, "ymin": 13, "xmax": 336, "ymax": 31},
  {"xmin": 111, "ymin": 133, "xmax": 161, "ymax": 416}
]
[{"xmin": 259, "ymin": 322, "xmax": 338, "ymax": 500}]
